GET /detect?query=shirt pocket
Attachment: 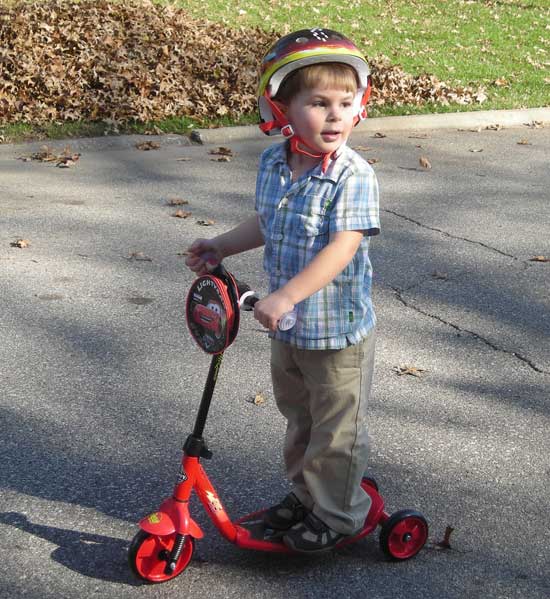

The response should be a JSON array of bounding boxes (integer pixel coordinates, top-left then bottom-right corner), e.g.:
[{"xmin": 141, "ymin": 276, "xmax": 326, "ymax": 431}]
[{"xmin": 298, "ymin": 211, "xmax": 330, "ymax": 237}]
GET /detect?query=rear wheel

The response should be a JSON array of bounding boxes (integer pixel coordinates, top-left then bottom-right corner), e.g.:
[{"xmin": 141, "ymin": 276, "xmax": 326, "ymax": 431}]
[
  {"xmin": 128, "ymin": 530, "xmax": 194, "ymax": 583},
  {"xmin": 379, "ymin": 509, "xmax": 428, "ymax": 560}
]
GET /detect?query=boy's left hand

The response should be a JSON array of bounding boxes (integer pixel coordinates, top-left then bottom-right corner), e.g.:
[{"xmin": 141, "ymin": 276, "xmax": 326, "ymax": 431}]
[{"xmin": 254, "ymin": 291, "xmax": 295, "ymax": 332}]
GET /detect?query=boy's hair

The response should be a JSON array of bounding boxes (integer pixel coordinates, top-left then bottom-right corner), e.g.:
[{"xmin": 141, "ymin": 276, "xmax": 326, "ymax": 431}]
[{"xmin": 274, "ymin": 63, "xmax": 359, "ymax": 104}]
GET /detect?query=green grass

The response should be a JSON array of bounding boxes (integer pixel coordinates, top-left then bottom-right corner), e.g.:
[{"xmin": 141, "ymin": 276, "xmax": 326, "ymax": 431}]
[
  {"xmin": 2, "ymin": 0, "xmax": 549, "ymax": 143},
  {"xmin": 176, "ymin": 0, "xmax": 550, "ymax": 111}
]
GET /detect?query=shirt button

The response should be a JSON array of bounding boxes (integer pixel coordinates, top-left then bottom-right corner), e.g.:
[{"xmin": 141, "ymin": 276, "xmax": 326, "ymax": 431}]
[
  {"xmin": 278, "ymin": 196, "xmax": 288, "ymax": 209},
  {"xmin": 273, "ymin": 233, "xmax": 284, "ymax": 241}
]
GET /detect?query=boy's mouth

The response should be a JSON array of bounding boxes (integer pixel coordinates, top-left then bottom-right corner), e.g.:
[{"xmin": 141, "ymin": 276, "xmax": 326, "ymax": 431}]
[{"xmin": 321, "ymin": 131, "xmax": 341, "ymax": 141}]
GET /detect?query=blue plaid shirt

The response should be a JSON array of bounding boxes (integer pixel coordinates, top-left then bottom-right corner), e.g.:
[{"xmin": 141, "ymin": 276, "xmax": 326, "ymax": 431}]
[{"xmin": 255, "ymin": 141, "xmax": 380, "ymax": 350}]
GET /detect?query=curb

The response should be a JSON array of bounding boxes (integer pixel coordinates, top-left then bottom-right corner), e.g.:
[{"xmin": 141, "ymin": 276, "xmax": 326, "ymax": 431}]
[{"xmin": 193, "ymin": 107, "xmax": 550, "ymax": 144}]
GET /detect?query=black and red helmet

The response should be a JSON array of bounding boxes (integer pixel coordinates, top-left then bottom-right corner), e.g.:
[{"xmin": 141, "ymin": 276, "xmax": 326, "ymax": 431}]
[{"xmin": 258, "ymin": 28, "xmax": 371, "ymax": 137}]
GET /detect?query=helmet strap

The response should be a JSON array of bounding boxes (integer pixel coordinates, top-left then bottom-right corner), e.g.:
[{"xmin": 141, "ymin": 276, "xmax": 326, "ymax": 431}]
[{"xmin": 261, "ymin": 95, "xmax": 335, "ymax": 173}]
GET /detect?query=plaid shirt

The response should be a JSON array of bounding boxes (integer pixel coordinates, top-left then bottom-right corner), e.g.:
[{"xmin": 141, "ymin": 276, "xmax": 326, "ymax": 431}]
[{"xmin": 255, "ymin": 141, "xmax": 380, "ymax": 350}]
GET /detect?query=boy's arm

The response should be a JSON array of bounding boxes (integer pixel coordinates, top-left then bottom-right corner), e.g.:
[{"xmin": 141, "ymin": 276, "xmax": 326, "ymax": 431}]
[
  {"xmin": 254, "ymin": 230, "xmax": 363, "ymax": 331},
  {"xmin": 186, "ymin": 214, "xmax": 264, "ymax": 273}
]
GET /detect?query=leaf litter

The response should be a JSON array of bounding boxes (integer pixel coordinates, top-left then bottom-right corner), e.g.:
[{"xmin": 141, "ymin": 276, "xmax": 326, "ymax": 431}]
[{"xmin": 0, "ymin": 0, "xmax": 490, "ymax": 128}]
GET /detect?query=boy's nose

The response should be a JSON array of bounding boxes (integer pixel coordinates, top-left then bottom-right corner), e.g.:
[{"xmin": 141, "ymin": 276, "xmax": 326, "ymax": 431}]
[{"xmin": 328, "ymin": 105, "xmax": 342, "ymax": 120}]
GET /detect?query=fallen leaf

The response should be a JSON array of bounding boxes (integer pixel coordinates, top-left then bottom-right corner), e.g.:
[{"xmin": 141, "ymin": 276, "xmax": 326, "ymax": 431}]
[
  {"xmin": 135, "ymin": 141, "xmax": 160, "ymax": 151},
  {"xmin": 469, "ymin": 148, "xmax": 484, "ymax": 153},
  {"xmin": 212, "ymin": 155, "xmax": 231, "ymax": 162},
  {"xmin": 167, "ymin": 198, "xmax": 189, "ymax": 206},
  {"xmin": 435, "ymin": 526, "xmax": 455, "ymax": 550},
  {"xmin": 392, "ymin": 365, "xmax": 426, "ymax": 378},
  {"xmin": 353, "ymin": 145, "xmax": 373, "ymax": 152},
  {"xmin": 209, "ymin": 146, "xmax": 233, "ymax": 156},
  {"xmin": 172, "ymin": 209, "xmax": 192, "ymax": 218},
  {"xmin": 11, "ymin": 239, "xmax": 30, "ymax": 248},
  {"xmin": 373, "ymin": 132, "xmax": 387, "ymax": 138},
  {"xmin": 432, "ymin": 271, "xmax": 449, "ymax": 280},
  {"xmin": 175, "ymin": 157, "xmax": 191, "ymax": 162},
  {"xmin": 252, "ymin": 393, "xmax": 265, "ymax": 406},
  {"xmin": 526, "ymin": 121, "xmax": 543, "ymax": 129},
  {"xmin": 127, "ymin": 251, "xmax": 152, "ymax": 261},
  {"xmin": 517, "ymin": 139, "xmax": 531, "ymax": 146},
  {"xmin": 529, "ymin": 255, "xmax": 550, "ymax": 262},
  {"xmin": 485, "ymin": 124, "xmax": 503, "ymax": 131},
  {"xmin": 419, "ymin": 156, "xmax": 432, "ymax": 169},
  {"xmin": 367, "ymin": 158, "xmax": 379, "ymax": 165},
  {"xmin": 196, "ymin": 219, "xmax": 215, "ymax": 226}
]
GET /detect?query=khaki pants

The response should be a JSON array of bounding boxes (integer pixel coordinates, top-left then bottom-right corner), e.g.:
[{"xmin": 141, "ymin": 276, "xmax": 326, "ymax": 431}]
[{"xmin": 270, "ymin": 330, "xmax": 375, "ymax": 534}]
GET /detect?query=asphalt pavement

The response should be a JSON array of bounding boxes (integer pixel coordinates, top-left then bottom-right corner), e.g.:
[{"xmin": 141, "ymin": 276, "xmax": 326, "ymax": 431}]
[{"xmin": 1, "ymin": 108, "xmax": 549, "ymax": 599}]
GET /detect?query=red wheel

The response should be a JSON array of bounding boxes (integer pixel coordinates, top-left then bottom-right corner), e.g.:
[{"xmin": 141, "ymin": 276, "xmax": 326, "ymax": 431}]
[
  {"xmin": 379, "ymin": 509, "xmax": 428, "ymax": 560},
  {"xmin": 128, "ymin": 530, "xmax": 194, "ymax": 583}
]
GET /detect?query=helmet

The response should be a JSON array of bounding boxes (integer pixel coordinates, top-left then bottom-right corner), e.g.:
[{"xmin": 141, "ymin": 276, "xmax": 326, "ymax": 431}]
[{"xmin": 258, "ymin": 28, "xmax": 371, "ymax": 137}]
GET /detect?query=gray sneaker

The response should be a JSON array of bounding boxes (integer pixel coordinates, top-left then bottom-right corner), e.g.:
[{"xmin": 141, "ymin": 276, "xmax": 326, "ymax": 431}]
[
  {"xmin": 283, "ymin": 512, "xmax": 347, "ymax": 553},
  {"xmin": 263, "ymin": 493, "xmax": 308, "ymax": 531}
]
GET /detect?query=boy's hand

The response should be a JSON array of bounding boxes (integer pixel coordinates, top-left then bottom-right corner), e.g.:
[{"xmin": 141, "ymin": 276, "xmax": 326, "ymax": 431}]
[
  {"xmin": 254, "ymin": 290, "xmax": 295, "ymax": 332},
  {"xmin": 185, "ymin": 238, "xmax": 223, "ymax": 274}
]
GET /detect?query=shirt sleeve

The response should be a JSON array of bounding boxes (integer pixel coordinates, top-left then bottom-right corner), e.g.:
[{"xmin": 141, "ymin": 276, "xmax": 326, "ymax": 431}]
[{"xmin": 329, "ymin": 168, "xmax": 380, "ymax": 236}]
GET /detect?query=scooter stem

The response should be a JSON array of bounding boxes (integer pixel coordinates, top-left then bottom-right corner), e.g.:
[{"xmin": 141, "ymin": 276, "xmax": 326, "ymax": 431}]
[{"xmin": 192, "ymin": 352, "xmax": 224, "ymax": 438}]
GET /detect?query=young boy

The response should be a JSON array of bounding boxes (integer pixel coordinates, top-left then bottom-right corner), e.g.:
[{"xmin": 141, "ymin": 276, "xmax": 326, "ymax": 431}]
[{"xmin": 185, "ymin": 28, "xmax": 380, "ymax": 553}]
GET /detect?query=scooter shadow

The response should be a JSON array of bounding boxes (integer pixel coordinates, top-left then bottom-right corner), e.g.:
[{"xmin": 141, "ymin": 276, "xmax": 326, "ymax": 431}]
[{"xmin": 0, "ymin": 512, "xmax": 138, "ymax": 586}]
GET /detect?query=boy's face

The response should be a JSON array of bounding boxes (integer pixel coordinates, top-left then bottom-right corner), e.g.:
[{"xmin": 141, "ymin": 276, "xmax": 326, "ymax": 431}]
[{"xmin": 283, "ymin": 85, "xmax": 356, "ymax": 155}]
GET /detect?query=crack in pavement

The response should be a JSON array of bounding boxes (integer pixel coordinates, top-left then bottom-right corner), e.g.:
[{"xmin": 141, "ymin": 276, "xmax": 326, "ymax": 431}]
[
  {"xmin": 386, "ymin": 283, "xmax": 549, "ymax": 375},
  {"xmin": 382, "ymin": 208, "xmax": 528, "ymax": 263}
]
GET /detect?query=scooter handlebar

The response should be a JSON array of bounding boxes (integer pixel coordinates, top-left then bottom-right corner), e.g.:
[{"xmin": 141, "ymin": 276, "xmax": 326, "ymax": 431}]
[{"xmin": 200, "ymin": 254, "xmax": 296, "ymax": 331}]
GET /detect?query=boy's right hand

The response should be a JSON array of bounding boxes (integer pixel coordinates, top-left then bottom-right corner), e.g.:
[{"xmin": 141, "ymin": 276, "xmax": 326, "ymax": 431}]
[{"xmin": 184, "ymin": 238, "xmax": 223, "ymax": 274}]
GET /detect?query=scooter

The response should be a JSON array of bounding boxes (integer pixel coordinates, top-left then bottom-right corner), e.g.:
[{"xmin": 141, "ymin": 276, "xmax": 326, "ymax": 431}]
[{"xmin": 128, "ymin": 261, "xmax": 428, "ymax": 583}]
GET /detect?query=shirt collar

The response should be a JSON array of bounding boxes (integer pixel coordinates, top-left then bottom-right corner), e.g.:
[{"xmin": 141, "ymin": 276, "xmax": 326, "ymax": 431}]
[{"xmin": 266, "ymin": 141, "xmax": 350, "ymax": 183}]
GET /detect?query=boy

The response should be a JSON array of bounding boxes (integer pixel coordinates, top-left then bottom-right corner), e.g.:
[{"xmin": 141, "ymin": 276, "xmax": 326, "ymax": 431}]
[{"xmin": 185, "ymin": 28, "xmax": 380, "ymax": 553}]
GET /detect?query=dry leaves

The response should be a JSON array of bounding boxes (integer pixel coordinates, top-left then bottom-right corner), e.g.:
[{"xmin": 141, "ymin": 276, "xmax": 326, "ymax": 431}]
[
  {"xmin": 0, "ymin": 0, "xmax": 491, "ymax": 127},
  {"xmin": 419, "ymin": 156, "xmax": 432, "ymax": 169},
  {"xmin": 252, "ymin": 392, "xmax": 266, "ymax": 406},
  {"xmin": 19, "ymin": 145, "xmax": 81, "ymax": 167},
  {"xmin": 135, "ymin": 141, "xmax": 160, "ymax": 151},
  {"xmin": 209, "ymin": 147, "xmax": 234, "ymax": 162},
  {"xmin": 166, "ymin": 198, "xmax": 189, "ymax": 206},
  {"xmin": 11, "ymin": 239, "xmax": 30, "ymax": 248},
  {"xmin": 172, "ymin": 209, "xmax": 192, "ymax": 218},
  {"xmin": 435, "ymin": 526, "xmax": 455, "ymax": 550},
  {"xmin": 393, "ymin": 365, "xmax": 426, "ymax": 378},
  {"xmin": 196, "ymin": 219, "xmax": 215, "ymax": 226},
  {"xmin": 529, "ymin": 255, "xmax": 550, "ymax": 262}
]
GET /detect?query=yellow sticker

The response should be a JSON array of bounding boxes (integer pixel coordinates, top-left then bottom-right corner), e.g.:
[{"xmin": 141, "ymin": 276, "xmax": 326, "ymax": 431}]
[{"xmin": 147, "ymin": 512, "xmax": 162, "ymax": 524}]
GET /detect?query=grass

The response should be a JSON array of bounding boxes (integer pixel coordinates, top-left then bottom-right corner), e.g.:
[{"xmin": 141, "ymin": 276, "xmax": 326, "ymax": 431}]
[
  {"xmin": 1, "ymin": 0, "xmax": 549, "ymax": 143},
  {"xmin": 176, "ymin": 0, "xmax": 550, "ymax": 111}
]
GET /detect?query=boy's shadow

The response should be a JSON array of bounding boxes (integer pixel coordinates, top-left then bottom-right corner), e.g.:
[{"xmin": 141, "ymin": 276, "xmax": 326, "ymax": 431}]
[{"xmin": 0, "ymin": 512, "xmax": 138, "ymax": 585}]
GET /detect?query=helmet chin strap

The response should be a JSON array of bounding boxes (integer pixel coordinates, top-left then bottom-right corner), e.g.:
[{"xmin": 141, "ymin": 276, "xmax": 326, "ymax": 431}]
[
  {"xmin": 289, "ymin": 136, "xmax": 335, "ymax": 173},
  {"xmin": 261, "ymin": 95, "xmax": 335, "ymax": 173}
]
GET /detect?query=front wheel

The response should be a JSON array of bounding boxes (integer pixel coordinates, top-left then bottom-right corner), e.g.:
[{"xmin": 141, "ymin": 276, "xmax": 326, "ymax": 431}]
[
  {"xmin": 379, "ymin": 509, "xmax": 428, "ymax": 560},
  {"xmin": 128, "ymin": 530, "xmax": 194, "ymax": 583}
]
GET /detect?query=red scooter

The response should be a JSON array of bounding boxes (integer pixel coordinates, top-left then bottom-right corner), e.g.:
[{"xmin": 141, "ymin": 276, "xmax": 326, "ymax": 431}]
[{"xmin": 128, "ymin": 262, "xmax": 428, "ymax": 583}]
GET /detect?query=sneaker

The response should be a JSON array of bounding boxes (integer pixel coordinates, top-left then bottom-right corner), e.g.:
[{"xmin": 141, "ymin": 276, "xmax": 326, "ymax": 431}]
[
  {"xmin": 263, "ymin": 493, "xmax": 308, "ymax": 531},
  {"xmin": 283, "ymin": 512, "xmax": 347, "ymax": 553}
]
